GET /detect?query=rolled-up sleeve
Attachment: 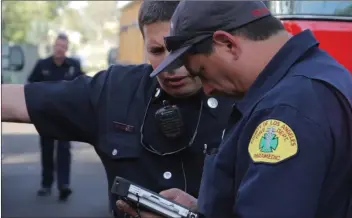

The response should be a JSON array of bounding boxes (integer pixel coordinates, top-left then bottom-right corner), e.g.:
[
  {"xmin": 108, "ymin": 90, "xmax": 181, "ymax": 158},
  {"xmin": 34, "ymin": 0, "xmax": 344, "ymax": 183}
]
[{"xmin": 24, "ymin": 70, "xmax": 107, "ymax": 144}]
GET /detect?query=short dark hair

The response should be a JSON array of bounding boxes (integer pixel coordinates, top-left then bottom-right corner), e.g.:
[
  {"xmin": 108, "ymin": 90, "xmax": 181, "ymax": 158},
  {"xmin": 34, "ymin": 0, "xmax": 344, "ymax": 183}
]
[
  {"xmin": 138, "ymin": 1, "xmax": 180, "ymax": 37},
  {"xmin": 56, "ymin": 33, "xmax": 69, "ymax": 42},
  {"xmin": 190, "ymin": 15, "xmax": 285, "ymax": 55}
]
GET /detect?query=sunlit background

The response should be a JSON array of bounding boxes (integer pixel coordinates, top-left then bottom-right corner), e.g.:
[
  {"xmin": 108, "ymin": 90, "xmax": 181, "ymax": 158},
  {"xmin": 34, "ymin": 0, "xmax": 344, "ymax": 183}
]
[
  {"xmin": 2, "ymin": 1, "xmax": 351, "ymax": 84},
  {"xmin": 1, "ymin": 1, "xmax": 136, "ymax": 83},
  {"xmin": 1, "ymin": 1, "xmax": 352, "ymax": 217}
]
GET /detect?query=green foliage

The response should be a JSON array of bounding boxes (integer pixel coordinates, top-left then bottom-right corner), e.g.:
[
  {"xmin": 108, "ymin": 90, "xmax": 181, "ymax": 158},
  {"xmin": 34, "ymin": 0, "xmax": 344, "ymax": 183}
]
[
  {"xmin": 2, "ymin": 1, "xmax": 118, "ymax": 44},
  {"xmin": 335, "ymin": 4, "xmax": 352, "ymax": 16},
  {"xmin": 2, "ymin": 1, "xmax": 69, "ymax": 43}
]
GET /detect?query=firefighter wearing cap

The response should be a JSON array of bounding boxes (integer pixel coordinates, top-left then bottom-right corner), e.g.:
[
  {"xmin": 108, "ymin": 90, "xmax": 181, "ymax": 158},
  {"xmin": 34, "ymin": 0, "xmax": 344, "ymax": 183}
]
[{"xmin": 148, "ymin": 1, "xmax": 352, "ymax": 218}]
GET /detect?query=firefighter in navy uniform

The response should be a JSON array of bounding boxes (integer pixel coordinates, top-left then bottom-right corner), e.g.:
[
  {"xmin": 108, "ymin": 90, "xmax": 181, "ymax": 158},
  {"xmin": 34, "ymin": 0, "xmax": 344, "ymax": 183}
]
[
  {"xmin": 146, "ymin": 1, "xmax": 352, "ymax": 218},
  {"xmin": 28, "ymin": 33, "xmax": 83, "ymax": 201},
  {"xmin": 2, "ymin": 2, "xmax": 234, "ymax": 217}
]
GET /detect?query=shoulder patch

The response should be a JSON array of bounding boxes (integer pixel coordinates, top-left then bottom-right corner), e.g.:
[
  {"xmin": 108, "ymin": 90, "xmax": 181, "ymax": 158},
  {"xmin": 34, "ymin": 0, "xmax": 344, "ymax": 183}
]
[{"xmin": 248, "ymin": 119, "xmax": 298, "ymax": 164}]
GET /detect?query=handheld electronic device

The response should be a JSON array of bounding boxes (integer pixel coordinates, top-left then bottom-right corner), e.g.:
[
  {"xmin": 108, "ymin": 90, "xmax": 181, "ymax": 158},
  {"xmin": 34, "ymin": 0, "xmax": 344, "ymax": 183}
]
[{"xmin": 111, "ymin": 176, "xmax": 198, "ymax": 218}]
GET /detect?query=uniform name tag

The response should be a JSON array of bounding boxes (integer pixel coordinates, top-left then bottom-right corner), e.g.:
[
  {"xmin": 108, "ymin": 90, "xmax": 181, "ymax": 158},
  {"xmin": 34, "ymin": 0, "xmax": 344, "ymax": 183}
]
[
  {"xmin": 42, "ymin": 70, "xmax": 50, "ymax": 76},
  {"xmin": 113, "ymin": 121, "xmax": 135, "ymax": 133},
  {"xmin": 248, "ymin": 119, "xmax": 298, "ymax": 164}
]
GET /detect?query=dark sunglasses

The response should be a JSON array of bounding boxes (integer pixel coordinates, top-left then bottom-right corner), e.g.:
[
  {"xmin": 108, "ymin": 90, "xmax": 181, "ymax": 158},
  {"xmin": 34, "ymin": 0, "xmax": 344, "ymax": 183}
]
[{"xmin": 164, "ymin": 31, "xmax": 214, "ymax": 52}]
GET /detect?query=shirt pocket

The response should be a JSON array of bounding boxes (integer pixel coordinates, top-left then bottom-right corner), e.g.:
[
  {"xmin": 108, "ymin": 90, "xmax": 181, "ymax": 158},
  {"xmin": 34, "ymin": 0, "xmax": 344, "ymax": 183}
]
[
  {"xmin": 184, "ymin": 140, "xmax": 220, "ymax": 178},
  {"xmin": 201, "ymin": 140, "xmax": 220, "ymax": 156},
  {"xmin": 97, "ymin": 132, "xmax": 142, "ymax": 159}
]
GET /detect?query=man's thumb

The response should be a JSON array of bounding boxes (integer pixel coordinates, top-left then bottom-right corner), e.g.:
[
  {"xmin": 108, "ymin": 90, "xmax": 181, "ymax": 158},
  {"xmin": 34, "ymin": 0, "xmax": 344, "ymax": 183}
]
[{"xmin": 159, "ymin": 188, "xmax": 181, "ymax": 200}]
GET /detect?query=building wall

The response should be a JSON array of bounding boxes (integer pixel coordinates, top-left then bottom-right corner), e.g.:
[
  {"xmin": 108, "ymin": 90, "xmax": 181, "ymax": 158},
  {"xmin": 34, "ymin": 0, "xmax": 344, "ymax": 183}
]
[{"xmin": 119, "ymin": 1, "xmax": 147, "ymax": 64}]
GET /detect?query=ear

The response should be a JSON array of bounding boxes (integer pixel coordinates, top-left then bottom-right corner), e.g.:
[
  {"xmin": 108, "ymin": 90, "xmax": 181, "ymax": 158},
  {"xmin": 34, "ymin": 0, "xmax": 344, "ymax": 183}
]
[{"xmin": 213, "ymin": 30, "xmax": 241, "ymax": 59}]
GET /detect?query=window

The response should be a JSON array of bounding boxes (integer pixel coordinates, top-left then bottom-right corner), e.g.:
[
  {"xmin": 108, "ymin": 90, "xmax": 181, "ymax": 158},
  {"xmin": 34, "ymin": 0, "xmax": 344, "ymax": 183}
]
[
  {"xmin": 9, "ymin": 45, "xmax": 25, "ymax": 71},
  {"xmin": 268, "ymin": 1, "xmax": 352, "ymax": 17}
]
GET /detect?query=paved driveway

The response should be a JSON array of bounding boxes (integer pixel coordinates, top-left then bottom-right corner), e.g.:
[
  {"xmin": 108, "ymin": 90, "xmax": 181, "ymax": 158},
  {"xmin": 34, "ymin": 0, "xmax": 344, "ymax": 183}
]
[{"xmin": 2, "ymin": 123, "xmax": 111, "ymax": 217}]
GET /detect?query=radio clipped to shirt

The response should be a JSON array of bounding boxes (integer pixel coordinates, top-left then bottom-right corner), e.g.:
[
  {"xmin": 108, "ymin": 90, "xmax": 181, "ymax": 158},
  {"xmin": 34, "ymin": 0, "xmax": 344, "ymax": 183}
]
[
  {"xmin": 155, "ymin": 100, "xmax": 184, "ymax": 139},
  {"xmin": 111, "ymin": 176, "xmax": 199, "ymax": 218}
]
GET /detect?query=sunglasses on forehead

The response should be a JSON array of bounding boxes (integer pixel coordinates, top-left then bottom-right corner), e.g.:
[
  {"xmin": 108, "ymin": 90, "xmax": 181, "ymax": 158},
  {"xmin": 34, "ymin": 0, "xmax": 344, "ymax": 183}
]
[
  {"xmin": 164, "ymin": 31, "xmax": 214, "ymax": 52},
  {"xmin": 164, "ymin": 22, "xmax": 252, "ymax": 52}
]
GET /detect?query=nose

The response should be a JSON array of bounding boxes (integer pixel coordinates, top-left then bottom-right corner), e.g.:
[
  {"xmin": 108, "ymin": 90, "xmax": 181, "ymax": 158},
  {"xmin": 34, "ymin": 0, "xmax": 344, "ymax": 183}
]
[{"xmin": 202, "ymin": 83, "xmax": 214, "ymax": 95}]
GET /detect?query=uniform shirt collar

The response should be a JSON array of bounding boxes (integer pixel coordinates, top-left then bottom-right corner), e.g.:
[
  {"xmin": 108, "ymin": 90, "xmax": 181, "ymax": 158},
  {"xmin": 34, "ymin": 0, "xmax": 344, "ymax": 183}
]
[
  {"xmin": 50, "ymin": 56, "xmax": 70, "ymax": 67},
  {"xmin": 151, "ymin": 84, "xmax": 222, "ymax": 118},
  {"xmin": 235, "ymin": 30, "xmax": 320, "ymax": 114}
]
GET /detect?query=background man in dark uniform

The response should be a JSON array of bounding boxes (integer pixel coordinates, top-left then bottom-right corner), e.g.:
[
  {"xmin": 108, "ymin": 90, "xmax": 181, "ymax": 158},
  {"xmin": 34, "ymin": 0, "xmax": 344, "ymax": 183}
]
[
  {"xmin": 1, "ymin": 2, "xmax": 234, "ymax": 217},
  {"xmin": 143, "ymin": 1, "xmax": 352, "ymax": 218},
  {"xmin": 27, "ymin": 33, "xmax": 84, "ymax": 201}
]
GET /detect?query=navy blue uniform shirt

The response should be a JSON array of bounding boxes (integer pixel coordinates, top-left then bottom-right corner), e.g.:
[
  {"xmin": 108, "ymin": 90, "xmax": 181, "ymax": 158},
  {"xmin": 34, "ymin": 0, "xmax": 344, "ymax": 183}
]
[
  {"xmin": 24, "ymin": 64, "xmax": 234, "ymax": 217},
  {"xmin": 198, "ymin": 30, "xmax": 352, "ymax": 218},
  {"xmin": 28, "ymin": 56, "xmax": 83, "ymax": 82}
]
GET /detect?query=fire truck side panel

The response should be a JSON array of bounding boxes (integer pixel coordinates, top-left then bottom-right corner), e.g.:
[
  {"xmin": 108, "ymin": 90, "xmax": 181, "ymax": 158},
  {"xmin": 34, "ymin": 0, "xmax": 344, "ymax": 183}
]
[{"xmin": 282, "ymin": 20, "xmax": 352, "ymax": 73}]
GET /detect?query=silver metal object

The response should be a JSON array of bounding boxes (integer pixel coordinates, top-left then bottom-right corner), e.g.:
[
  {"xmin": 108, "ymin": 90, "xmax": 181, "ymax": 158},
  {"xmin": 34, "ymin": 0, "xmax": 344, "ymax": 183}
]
[
  {"xmin": 163, "ymin": 171, "xmax": 172, "ymax": 180},
  {"xmin": 207, "ymin": 97, "xmax": 218, "ymax": 109},
  {"xmin": 155, "ymin": 88, "xmax": 161, "ymax": 98}
]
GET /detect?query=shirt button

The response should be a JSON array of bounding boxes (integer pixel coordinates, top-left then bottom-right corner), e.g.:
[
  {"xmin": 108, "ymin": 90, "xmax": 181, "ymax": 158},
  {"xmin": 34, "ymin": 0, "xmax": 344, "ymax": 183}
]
[
  {"xmin": 207, "ymin": 97, "xmax": 218, "ymax": 109},
  {"xmin": 155, "ymin": 88, "xmax": 161, "ymax": 98},
  {"xmin": 163, "ymin": 171, "xmax": 172, "ymax": 180},
  {"xmin": 112, "ymin": 149, "xmax": 118, "ymax": 156}
]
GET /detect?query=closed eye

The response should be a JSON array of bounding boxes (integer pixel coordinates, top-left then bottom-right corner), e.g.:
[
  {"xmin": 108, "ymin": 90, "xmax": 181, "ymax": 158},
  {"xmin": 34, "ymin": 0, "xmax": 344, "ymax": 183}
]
[
  {"xmin": 148, "ymin": 46, "xmax": 165, "ymax": 55},
  {"xmin": 194, "ymin": 67, "xmax": 207, "ymax": 80},
  {"xmin": 186, "ymin": 66, "xmax": 202, "ymax": 78},
  {"xmin": 189, "ymin": 70, "xmax": 199, "ymax": 78}
]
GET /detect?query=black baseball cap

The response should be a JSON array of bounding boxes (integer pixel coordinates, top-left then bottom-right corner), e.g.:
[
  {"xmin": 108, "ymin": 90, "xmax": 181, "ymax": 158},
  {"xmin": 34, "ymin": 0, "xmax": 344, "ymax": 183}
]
[{"xmin": 150, "ymin": 1, "xmax": 271, "ymax": 77}]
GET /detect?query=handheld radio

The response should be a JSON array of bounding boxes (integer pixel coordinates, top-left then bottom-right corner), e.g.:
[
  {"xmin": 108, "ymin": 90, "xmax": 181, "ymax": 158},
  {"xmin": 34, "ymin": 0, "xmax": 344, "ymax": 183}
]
[{"xmin": 155, "ymin": 100, "xmax": 184, "ymax": 138}]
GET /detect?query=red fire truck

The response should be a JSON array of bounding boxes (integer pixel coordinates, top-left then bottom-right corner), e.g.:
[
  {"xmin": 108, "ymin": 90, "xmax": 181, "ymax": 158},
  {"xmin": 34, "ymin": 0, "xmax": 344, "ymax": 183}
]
[{"xmin": 266, "ymin": 1, "xmax": 352, "ymax": 73}]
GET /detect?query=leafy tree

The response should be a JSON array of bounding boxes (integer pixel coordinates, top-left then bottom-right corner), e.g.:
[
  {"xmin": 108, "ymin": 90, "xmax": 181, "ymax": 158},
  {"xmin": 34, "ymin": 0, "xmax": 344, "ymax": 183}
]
[
  {"xmin": 2, "ymin": 1, "xmax": 69, "ymax": 43},
  {"xmin": 335, "ymin": 4, "xmax": 352, "ymax": 16},
  {"xmin": 53, "ymin": 1, "xmax": 119, "ymax": 44}
]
